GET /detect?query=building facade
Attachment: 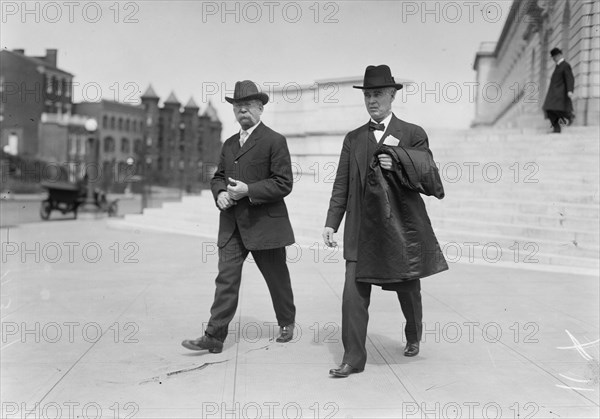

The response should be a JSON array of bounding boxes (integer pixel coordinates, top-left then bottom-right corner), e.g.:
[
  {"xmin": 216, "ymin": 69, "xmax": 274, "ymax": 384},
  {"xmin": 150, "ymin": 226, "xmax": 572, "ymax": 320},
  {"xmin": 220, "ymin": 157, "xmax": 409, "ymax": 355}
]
[
  {"xmin": 141, "ymin": 86, "xmax": 222, "ymax": 192},
  {"xmin": 0, "ymin": 48, "xmax": 74, "ymax": 157},
  {"xmin": 1, "ymin": 48, "xmax": 223, "ymax": 192},
  {"xmin": 74, "ymin": 100, "xmax": 146, "ymax": 191},
  {"xmin": 472, "ymin": 0, "xmax": 599, "ymax": 128}
]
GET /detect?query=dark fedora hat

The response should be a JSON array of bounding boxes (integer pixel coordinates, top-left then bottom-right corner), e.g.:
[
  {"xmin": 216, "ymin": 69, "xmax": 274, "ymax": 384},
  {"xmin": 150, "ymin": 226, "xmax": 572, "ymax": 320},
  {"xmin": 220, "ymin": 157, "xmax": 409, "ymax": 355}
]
[
  {"xmin": 353, "ymin": 65, "xmax": 403, "ymax": 90},
  {"xmin": 550, "ymin": 47, "xmax": 563, "ymax": 56},
  {"xmin": 225, "ymin": 80, "xmax": 269, "ymax": 105}
]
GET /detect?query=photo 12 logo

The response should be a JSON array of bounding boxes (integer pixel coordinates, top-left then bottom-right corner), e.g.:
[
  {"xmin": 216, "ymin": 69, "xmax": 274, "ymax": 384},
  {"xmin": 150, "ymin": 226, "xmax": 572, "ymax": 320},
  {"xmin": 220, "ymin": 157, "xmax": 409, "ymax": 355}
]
[
  {"xmin": 400, "ymin": 1, "xmax": 504, "ymax": 24},
  {"xmin": 1, "ymin": 401, "xmax": 139, "ymax": 419},
  {"xmin": 1, "ymin": 241, "xmax": 140, "ymax": 264},
  {"xmin": 201, "ymin": 81, "xmax": 340, "ymax": 105},
  {"xmin": 200, "ymin": 1, "xmax": 340, "ymax": 24},
  {"xmin": 1, "ymin": 1, "xmax": 141, "ymax": 24}
]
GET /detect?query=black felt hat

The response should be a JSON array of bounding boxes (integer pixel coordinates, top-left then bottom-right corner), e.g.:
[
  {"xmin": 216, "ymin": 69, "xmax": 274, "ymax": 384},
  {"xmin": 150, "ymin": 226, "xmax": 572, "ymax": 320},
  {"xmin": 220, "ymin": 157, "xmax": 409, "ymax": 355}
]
[
  {"xmin": 225, "ymin": 80, "xmax": 269, "ymax": 105},
  {"xmin": 353, "ymin": 65, "xmax": 403, "ymax": 90}
]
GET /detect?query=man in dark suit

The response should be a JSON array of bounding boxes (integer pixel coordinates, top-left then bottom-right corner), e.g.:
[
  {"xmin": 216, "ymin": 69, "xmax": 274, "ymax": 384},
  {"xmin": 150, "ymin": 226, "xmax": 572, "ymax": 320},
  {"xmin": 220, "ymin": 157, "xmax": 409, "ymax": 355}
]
[
  {"xmin": 323, "ymin": 65, "xmax": 447, "ymax": 378},
  {"xmin": 542, "ymin": 47, "xmax": 575, "ymax": 133},
  {"xmin": 182, "ymin": 80, "xmax": 296, "ymax": 353}
]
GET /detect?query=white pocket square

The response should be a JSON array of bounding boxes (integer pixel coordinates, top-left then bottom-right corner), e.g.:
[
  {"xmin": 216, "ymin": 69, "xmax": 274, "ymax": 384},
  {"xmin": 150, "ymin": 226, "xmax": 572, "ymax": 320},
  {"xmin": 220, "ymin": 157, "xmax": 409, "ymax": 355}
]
[{"xmin": 383, "ymin": 135, "xmax": 400, "ymax": 146}]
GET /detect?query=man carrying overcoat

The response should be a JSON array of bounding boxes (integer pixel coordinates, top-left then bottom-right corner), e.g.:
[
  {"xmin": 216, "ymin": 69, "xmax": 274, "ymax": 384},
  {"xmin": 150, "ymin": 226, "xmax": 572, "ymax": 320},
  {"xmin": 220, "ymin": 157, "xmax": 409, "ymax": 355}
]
[
  {"xmin": 182, "ymin": 80, "xmax": 296, "ymax": 353},
  {"xmin": 323, "ymin": 65, "xmax": 448, "ymax": 378},
  {"xmin": 542, "ymin": 47, "xmax": 575, "ymax": 133}
]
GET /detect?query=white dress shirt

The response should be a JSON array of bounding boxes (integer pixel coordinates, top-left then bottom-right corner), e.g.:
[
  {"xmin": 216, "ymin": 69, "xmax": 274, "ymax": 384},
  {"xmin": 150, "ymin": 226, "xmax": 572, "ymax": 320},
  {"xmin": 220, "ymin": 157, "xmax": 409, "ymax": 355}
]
[{"xmin": 371, "ymin": 113, "xmax": 393, "ymax": 142}]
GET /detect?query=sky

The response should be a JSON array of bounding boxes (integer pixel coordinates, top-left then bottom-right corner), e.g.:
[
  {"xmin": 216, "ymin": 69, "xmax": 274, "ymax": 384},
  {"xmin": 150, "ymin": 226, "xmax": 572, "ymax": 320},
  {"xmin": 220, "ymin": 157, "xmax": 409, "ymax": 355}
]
[{"xmin": 1, "ymin": 0, "xmax": 513, "ymax": 137}]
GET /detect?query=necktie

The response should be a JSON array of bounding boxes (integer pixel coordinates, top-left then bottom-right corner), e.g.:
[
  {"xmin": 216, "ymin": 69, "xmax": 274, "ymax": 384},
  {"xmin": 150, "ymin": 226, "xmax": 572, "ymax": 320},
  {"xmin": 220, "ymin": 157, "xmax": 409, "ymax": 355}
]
[
  {"xmin": 369, "ymin": 121, "xmax": 385, "ymax": 131},
  {"xmin": 240, "ymin": 130, "xmax": 248, "ymax": 147}
]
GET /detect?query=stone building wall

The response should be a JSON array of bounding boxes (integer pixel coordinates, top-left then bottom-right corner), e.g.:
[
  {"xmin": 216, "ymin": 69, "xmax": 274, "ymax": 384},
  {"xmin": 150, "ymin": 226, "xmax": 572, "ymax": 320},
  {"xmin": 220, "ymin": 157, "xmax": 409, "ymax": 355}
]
[{"xmin": 473, "ymin": 0, "xmax": 599, "ymax": 128}]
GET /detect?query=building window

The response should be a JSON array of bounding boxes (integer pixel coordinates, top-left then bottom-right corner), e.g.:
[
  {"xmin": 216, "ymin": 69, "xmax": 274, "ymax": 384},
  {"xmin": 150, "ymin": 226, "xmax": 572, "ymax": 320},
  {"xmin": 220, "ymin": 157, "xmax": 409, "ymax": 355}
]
[
  {"xmin": 103, "ymin": 137, "xmax": 115, "ymax": 153},
  {"xmin": 110, "ymin": 116, "xmax": 115, "ymax": 129},
  {"xmin": 134, "ymin": 139, "xmax": 142, "ymax": 154},
  {"xmin": 103, "ymin": 115, "xmax": 108, "ymax": 128},
  {"xmin": 57, "ymin": 78, "xmax": 62, "ymax": 96},
  {"xmin": 46, "ymin": 75, "xmax": 52, "ymax": 94},
  {"xmin": 76, "ymin": 136, "xmax": 82, "ymax": 156},
  {"xmin": 103, "ymin": 161, "xmax": 112, "ymax": 182},
  {"xmin": 121, "ymin": 138, "xmax": 130, "ymax": 153},
  {"xmin": 118, "ymin": 118, "xmax": 123, "ymax": 131},
  {"xmin": 64, "ymin": 79, "xmax": 71, "ymax": 98},
  {"xmin": 125, "ymin": 119, "xmax": 130, "ymax": 131},
  {"xmin": 67, "ymin": 134, "xmax": 75, "ymax": 157}
]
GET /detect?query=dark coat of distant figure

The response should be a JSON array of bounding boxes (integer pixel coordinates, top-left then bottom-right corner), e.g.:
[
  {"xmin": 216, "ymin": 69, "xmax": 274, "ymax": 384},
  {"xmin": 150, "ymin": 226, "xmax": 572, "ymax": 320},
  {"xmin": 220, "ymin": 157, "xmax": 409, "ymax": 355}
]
[{"xmin": 543, "ymin": 60, "xmax": 575, "ymax": 113}]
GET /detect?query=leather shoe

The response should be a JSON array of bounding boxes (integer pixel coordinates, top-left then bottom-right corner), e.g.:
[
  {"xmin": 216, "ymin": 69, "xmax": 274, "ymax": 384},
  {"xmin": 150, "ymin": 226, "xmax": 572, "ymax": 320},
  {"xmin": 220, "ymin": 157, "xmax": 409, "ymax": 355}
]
[
  {"xmin": 181, "ymin": 335, "xmax": 223, "ymax": 353},
  {"xmin": 276, "ymin": 324, "xmax": 294, "ymax": 343},
  {"xmin": 404, "ymin": 341, "xmax": 420, "ymax": 357},
  {"xmin": 329, "ymin": 363, "xmax": 363, "ymax": 378}
]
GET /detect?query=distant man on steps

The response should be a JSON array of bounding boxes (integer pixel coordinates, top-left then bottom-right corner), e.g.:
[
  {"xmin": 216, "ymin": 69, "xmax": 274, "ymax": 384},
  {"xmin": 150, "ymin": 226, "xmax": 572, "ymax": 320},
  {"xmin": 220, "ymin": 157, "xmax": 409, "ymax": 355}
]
[{"xmin": 542, "ymin": 47, "xmax": 575, "ymax": 133}]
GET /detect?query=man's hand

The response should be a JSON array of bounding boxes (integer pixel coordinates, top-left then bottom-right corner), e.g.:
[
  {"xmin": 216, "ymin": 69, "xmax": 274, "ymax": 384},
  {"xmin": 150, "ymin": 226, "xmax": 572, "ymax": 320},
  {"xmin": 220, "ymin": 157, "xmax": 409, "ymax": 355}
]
[
  {"xmin": 227, "ymin": 178, "xmax": 249, "ymax": 200},
  {"xmin": 377, "ymin": 154, "xmax": 393, "ymax": 170},
  {"xmin": 323, "ymin": 227, "xmax": 337, "ymax": 248},
  {"xmin": 216, "ymin": 191, "xmax": 235, "ymax": 210},
  {"xmin": 568, "ymin": 91, "xmax": 575, "ymax": 100}
]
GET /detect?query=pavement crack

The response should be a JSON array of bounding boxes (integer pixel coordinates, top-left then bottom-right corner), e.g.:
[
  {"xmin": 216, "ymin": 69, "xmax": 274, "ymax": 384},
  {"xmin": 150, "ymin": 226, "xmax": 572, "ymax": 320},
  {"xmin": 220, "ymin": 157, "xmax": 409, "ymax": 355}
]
[
  {"xmin": 139, "ymin": 359, "xmax": 230, "ymax": 385},
  {"xmin": 246, "ymin": 343, "xmax": 273, "ymax": 352},
  {"xmin": 425, "ymin": 381, "xmax": 459, "ymax": 391}
]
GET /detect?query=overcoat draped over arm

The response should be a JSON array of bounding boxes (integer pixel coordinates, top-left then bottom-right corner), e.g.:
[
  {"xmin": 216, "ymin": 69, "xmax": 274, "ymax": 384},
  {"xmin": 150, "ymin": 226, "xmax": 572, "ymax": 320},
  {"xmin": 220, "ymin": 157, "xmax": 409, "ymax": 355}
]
[{"xmin": 355, "ymin": 144, "xmax": 448, "ymax": 284}]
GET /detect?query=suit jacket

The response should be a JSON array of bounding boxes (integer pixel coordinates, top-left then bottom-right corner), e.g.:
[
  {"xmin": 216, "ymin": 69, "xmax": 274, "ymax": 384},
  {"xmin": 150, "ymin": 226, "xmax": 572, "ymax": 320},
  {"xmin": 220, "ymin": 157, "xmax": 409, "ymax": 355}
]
[
  {"xmin": 325, "ymin": 114, "xmax": 438, "ymax": 262},
  {"xmin": 210, "ymin": 122, "xmax": 295, "ymax": 250},
  {"xmin": 543, "ymin": 60, "xmax": 575, "ymax": 112}
]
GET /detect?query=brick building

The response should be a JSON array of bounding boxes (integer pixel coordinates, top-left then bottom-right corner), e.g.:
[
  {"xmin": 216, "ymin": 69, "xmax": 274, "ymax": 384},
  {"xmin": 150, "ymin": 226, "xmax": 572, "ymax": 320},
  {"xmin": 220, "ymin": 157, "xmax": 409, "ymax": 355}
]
[
  {"xmin": 74, "ymin": 100, "xmax": 146, "ymax": 191},
  {"xmin": 141, "ymin": 85, "xmax": 222, "ymax": 192},
  {"xmin": 472, "ymin": 0, "xmax": 599, "ymax": 128},
  {"xmin": 0, "ymin": 48, "xmax": 75, "ymax": 158},
  {"xmin": 1, "ymin": 48, "xmax": 223, "ymax": 192}
]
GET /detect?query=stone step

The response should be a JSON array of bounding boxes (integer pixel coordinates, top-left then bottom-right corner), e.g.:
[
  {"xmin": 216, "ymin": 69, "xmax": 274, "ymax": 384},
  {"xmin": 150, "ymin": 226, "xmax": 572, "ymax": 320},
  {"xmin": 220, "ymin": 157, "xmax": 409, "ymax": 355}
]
[
  {"xmin": 432, "ymin": 217, "xmax": 598, "ymax": 247},
  {"xmin": 425, "ymin": 206, "xmax": 599, "ymax": 230},
  {"xmin": 422, "ymin": 197, "xmax": 599, "ymax": 218},
  {"xmin": 143, "ymin": 195, "xmax": 599, "ymax": 233},
  {"xmin": 435, "ymin": 240, "xmax": 600, "ymax": 270},
  {"xmin": 290, "ymin": 187, "xmax": 600, "ymax": 207},
  {"xmin": 139, "ymin": 191, "xmax": 599, "ymax": 230},
  {"xmin": 284, "ymin": 226, "xmax": 599, "ymax": 270}
]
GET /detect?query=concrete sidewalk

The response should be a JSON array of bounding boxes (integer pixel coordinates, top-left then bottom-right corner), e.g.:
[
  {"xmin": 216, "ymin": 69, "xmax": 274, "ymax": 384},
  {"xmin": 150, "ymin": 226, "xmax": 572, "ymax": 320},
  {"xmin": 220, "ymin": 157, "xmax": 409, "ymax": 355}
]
[{"xmin": 1, "ymin": 220, "xmax": 598, "ymax": 418}]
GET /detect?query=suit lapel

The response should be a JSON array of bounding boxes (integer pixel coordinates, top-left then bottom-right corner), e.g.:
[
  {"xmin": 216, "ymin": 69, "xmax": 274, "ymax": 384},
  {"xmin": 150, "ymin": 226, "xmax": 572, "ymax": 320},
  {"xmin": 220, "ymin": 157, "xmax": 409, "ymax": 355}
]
[
  {"xmin": 382, "ymin": 114, "xmax": 405, "ymax": 146},
  {"xmin": 354, "ymin": 122, "xmax": 370, "ymax": 188},
  {"xmin": 235, "ymin": 122, "xmax": 263, "ymax": 159}
]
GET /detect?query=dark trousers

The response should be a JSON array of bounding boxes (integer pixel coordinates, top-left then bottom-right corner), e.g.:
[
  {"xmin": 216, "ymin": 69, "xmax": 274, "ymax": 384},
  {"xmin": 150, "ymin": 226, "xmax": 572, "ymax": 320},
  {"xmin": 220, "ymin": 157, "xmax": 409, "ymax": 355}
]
[
  {"xmin": 341, "ymin": 261, "xmax": 422, "ymax": 370},
  {"xmin": 546, "ymin": 110, "xmax": 572, "ymax": 133},
  {"xmin": 205, "ymin": 228, "xmax": 296, "ymax": 342}
]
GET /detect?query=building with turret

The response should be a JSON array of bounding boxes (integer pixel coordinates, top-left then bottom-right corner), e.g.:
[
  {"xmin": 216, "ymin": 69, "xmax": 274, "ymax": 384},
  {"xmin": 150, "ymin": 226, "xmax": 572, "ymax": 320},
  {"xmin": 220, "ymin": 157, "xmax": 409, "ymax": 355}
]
[
  {"xmin": 1, "ymin": 47, "xmax": 222, "ymax": 193},
  {"xmin": 141, "ymin": 85, "xmax": 222, "ymax": 192}
]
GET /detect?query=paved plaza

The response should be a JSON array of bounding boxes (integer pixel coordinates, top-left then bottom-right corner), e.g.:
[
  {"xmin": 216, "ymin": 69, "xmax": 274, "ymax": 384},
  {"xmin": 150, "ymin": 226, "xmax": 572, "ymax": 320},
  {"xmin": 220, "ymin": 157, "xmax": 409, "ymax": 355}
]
[{"xmin": 1, "ymin": 219, "xmax": 598, "ymax": 418}]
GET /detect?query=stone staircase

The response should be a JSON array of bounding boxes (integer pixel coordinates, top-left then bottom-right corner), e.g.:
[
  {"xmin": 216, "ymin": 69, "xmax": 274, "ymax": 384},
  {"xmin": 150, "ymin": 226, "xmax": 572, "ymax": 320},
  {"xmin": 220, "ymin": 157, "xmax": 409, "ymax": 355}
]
[{"xmin": 108, "ymin": 126, "xmax": 599, "ymax": 275}]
